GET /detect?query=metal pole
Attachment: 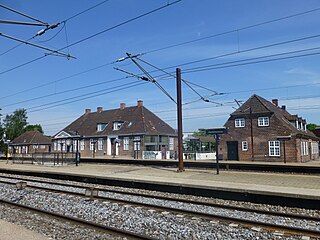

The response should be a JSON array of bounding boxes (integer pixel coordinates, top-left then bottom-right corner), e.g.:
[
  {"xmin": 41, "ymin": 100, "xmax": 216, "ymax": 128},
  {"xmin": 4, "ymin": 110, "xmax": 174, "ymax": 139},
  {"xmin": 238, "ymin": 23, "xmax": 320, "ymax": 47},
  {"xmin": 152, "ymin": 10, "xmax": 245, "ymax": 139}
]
[
  {"xmin": 215, "ymin": 134, "xmax": 220, "ymax": 175},
  {"xmin": 176, "ymin": 68, "xmax": 184, "ymax": 172},
  {"xmin": 283, "ymin": 141, "xmax": 286, "ymax": 164},
  {"xmin": 250, "ymin": 107, "xmax": 254, "ymax": 161}
]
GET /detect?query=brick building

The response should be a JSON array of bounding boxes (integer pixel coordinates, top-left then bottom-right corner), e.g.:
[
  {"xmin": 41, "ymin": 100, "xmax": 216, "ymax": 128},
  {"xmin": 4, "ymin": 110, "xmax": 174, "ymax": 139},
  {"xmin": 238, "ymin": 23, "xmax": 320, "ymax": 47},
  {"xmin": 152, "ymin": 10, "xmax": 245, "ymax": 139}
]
[
  {"xmin": 220, "ymin": 94, "xmax": 319, "ymax": 162},
  {"xmin": 10, "ymin": 130, "xmax": 52, "ymax": 155},
  {"xmin": 52, "ymin": 101, "xmax": 177, "ymax": 159}
]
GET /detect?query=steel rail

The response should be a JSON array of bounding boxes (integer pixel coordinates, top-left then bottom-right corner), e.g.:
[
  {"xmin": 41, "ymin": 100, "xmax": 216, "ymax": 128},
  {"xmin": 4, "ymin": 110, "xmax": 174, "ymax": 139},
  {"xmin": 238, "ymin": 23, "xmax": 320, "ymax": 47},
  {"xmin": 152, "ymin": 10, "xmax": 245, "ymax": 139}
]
[
  {"xmin": 0, "ymin": 198, "xmax": 158, "ymax": 240},
  {"xmin": 1, "ymin": 175, "xmax": 319, "ymax": 222},
  {"xmin": 0, "ymin": 177, "xmax": 319, "ymax": 237}
]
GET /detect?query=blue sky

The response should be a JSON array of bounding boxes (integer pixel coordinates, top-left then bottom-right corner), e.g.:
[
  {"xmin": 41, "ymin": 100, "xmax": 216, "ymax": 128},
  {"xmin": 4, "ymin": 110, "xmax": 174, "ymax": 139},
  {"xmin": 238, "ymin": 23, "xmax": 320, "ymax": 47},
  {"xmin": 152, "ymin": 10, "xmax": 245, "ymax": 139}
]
[{"xmin": 1, "ymin": 0, "xmax": 320, "ymax": 136}]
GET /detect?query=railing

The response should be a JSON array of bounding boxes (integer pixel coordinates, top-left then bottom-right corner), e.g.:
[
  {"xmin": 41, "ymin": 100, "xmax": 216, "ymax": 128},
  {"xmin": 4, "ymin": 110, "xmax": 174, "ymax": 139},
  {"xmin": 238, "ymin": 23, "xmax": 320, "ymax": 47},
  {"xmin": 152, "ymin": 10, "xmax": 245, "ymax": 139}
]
[
  {"xmin": 10, "ymin": 153, "xmax": 76, "ymax": 166},
  {"xmin": 32, "ymin": 153, "xmax": 76, "ymax": 166}
]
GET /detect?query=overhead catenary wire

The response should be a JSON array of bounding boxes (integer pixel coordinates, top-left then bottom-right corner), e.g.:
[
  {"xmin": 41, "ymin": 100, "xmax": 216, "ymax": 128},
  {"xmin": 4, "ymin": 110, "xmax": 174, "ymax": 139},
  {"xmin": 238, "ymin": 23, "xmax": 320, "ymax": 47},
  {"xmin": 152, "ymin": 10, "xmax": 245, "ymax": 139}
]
[
  {"xmin": 0, "ymin": 32, "xmax": 75, "ymax": 59},
  {"xmin": 0, "ymin": 77, "xmax": 130, "ymax": 108},
  {"xmin": 0, "ymin": 4, "xmax": 49, "ymax": 26},
  {"xmin": 2, "ymin": 81, "xmax": 147, "ymax": 116},
  {"xmin": 0, "ymin": 0, "xmax": 182, "ymax": 76},
  {"xmin": 126, "ymin": 53, "xmax": 177, "ymax": 104},
  {"xmin": 3, "ymin": 23, "xmax": 320, "ymax": 101},
  {"xmin": 0, "ymin": 1, "xmax": 110, "ymax": 56}
]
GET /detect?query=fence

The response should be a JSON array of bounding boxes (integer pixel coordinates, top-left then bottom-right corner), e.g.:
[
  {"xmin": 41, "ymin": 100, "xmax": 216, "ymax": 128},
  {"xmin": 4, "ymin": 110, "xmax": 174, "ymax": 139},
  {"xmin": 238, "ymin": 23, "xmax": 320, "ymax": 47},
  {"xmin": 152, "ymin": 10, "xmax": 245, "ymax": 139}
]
[{"xmin": 10, "ymin": 153, "xmax": 76, "ymax": 166}]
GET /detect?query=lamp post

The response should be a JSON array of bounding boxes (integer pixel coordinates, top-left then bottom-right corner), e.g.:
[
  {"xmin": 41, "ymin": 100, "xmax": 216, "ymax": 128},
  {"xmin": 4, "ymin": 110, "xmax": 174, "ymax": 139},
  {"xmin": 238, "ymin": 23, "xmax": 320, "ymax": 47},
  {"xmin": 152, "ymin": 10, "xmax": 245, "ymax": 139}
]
[
  {"xmin": 73, "ymin": 134, "xmax": 81, "ymax": 166},
  {"xmin": 2, "ymin": 133, "xmax": 11, "ymax": 164}
]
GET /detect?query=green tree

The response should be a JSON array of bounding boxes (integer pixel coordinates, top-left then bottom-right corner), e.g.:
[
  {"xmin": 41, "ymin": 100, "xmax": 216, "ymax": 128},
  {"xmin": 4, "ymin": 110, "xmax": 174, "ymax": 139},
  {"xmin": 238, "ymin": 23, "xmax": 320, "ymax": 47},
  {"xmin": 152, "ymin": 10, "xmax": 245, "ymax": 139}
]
[
  {"xmin": 3, "ymin": 109, "xmax": 28, "ymax": 140},
  {"xmin": 307, "ymin": 123, "xmax": 320, "ymax": 131},
  {"xmin": 25, "ymin": 124, "xmax": 43, "ymax": 134}
]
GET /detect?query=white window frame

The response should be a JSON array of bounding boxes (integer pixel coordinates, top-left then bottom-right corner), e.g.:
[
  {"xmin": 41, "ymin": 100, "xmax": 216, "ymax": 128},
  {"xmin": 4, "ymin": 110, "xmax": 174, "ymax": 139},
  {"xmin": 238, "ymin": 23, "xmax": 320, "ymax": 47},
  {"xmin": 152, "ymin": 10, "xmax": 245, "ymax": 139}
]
[
  {"xmin": 90, "ymin": 139, "xmax": 95, "ymax": 151},
  {"xmin": 98, "ymin": 139, "xmax": 103, "ymax": 151},
  {"xmin": 97, "ymin": 123, "xmax": 107, "ymax": 132},
  {"xmin": 169, "ymin": 137, "xmax": 174, "ymax": 151},
  {"xmin": 269, "ymin": 141, "xmax": 280, "ymax": 156},
  {"xmin": 258, "ymin": 117, "xmax": 269, "ymax": 127},
  {"xmin": 80, "ymin": 140, "xmax": 85, "ymax": 151},
  {"xmin": 235, "ymin": 118, "xmax": 245, "ymax": 128},
  {"xmin": 123, "ymin": 137, "xmax": 129, "ymax": 151},
  {"xmin": 113, "ymin": 121, "xmax": 123, "ymax": 131},
  {"xmin": 54, "ymin": 142, "xmax": 57, "ymax": 151},
  {"xmin": 242, "ymin": 141, "xmax": 248, "ymax": 151}
]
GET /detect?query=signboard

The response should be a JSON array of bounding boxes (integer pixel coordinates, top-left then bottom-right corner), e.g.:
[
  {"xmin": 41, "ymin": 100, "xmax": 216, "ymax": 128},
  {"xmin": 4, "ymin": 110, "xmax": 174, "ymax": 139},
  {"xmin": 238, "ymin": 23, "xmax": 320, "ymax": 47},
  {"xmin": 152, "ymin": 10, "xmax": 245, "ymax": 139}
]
[{"xmin": 200, "ymin": 127, "xmax": 228, "ymax": 135}]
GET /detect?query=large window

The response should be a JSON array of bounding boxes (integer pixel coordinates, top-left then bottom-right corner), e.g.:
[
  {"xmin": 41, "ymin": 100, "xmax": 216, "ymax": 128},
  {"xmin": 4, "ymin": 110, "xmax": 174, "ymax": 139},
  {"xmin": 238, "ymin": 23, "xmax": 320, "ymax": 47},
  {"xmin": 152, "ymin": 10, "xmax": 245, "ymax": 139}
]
[
  {"xmin": 242, "ymin": 141, "xmax": 248, "ymax": 151},
  {"xmin": 169, "ymin": 137, "xmax": 174, "ymax": 150},
  {"xmin": 80, "ymin": 140, "xmax": 85, "ymax": 150},
  {"xmin": 123, "ymin": 137, "xmax": 129, "ymax": 151},
  {"xmin": 235, "ymin": 118, "xmax": 245, "ymax": 128},
  {"xmin": 258, "ymin": 117, "xmax": 269, "ymax": 127},
  {"xmin": 269, "ymin": 141, "xmax": 280, "ymax": 156},
  {"xmin": 98, "ymin": 139, "xmax": 103, "ymax": 151}
]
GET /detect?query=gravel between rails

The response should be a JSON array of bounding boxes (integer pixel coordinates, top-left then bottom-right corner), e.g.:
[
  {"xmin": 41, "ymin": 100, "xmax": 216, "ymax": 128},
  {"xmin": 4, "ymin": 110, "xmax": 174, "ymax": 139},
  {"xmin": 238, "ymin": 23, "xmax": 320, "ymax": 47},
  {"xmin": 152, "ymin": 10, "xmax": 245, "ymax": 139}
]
[{"xmin": 0, "ymin": 182, "xmax": 316, "ymax": 240}]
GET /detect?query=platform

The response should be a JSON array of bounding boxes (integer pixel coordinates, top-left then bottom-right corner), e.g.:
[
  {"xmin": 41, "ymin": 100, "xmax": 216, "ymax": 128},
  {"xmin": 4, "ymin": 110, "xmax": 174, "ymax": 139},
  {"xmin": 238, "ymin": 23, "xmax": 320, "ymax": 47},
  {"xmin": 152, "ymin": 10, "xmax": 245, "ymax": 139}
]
[{"xmin": 0, "ymin": 161, "xmax": 319, "ymax": 201}]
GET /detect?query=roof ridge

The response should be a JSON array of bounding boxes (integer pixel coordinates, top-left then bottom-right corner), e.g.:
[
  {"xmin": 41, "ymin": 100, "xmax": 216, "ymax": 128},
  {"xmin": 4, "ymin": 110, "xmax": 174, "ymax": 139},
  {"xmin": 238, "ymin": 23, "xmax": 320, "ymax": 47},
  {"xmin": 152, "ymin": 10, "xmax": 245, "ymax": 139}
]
[{"xmin": 29, "ymin": 131, "xmax": 37, "ymax": 144}]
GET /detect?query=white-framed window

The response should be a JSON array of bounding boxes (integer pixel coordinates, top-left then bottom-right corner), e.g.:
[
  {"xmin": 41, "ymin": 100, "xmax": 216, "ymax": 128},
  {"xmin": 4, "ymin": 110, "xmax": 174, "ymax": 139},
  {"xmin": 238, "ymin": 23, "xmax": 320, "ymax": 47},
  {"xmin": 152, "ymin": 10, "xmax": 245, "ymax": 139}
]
[
  {"xmin": 242, "ymin": 141, "xmax": 248, "ymax": 151},
  {"xmin": 169, "ymin": 137, "xmax": 174, "ymax": 150},
  {"xmin": 97, "ymin": 123, "xmax": 108, "ymax": 132},
  {"xmin": 311, "ymin": 142, "xmax": 319, "ymax": 155},
  {"xmin": 134, "ymin": 136, "xmax": 141, "ymax": 151},
  {"xmin": 54, "ymin": 142, "xmax": 57, "ymax": 151},
  {"xmin": 57, "ymin": 140, "xmax": 61, "ymax": 151},
  {"xmin": 90, "ymin": 139, "xmax": 95, "ymax": 151},
  {"xmin": 235, "ymin": 118, "xmax": 245, "ymax": 128},
  {"xmin": 73, "ymin": 140, "xmax": 78, "ymax": 152},
  {"xmin": 113, "ymin": 121, "xmax": 124, "ymax": 130},
  {"xmin": 301, "ymin": 141, "xmax": 309, "ymax": 156},
  {"xmin": 80, "ymin": 140, "xmax": 85, "ymax": 150},
  {"xmin": 258, "ymin": 117, "xmax": 269, "ymax": 127},
  {"xmin": 98, "ymin": 138, "xmax": 103, "ymax": 151},
  {"xmin": 269, "ymin": 141, "xmax": 280, "ymax": 156},
  {"xmin": 123, "ymin": 137, "xmax": 129, "ymax": 151}
]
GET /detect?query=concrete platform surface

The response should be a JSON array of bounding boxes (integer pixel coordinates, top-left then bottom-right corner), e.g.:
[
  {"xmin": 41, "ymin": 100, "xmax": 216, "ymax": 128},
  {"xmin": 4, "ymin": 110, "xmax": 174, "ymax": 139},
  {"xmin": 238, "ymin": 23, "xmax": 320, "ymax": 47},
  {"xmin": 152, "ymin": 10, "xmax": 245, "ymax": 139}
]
[
  {"xmin": 0, "ymin": 220, "xmax": 48, "ymax": 240},
  {"xmin": 0, "ymin": 161, "xmax": 320, "ymax": 200}
]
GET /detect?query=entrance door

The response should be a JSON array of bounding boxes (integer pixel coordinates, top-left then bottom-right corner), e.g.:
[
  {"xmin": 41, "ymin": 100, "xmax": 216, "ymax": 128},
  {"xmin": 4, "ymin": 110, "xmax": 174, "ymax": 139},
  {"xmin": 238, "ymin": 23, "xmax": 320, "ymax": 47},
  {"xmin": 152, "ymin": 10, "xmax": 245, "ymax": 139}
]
[{"xmin": 227, "ymin": 141, "xmax": 239, "ymax": 160}]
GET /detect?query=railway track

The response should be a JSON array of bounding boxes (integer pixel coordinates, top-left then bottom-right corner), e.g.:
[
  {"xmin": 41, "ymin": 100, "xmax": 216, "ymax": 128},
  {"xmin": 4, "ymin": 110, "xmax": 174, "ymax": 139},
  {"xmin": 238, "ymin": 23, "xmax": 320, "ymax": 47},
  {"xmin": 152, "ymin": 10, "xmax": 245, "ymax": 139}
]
[
  {"xmin": 0, "ymin": 175, "xmax": 319, "ymax": 238},
  {"xmin": 0, "ymin": 198, "xmax": 157, "ymax": 240}
]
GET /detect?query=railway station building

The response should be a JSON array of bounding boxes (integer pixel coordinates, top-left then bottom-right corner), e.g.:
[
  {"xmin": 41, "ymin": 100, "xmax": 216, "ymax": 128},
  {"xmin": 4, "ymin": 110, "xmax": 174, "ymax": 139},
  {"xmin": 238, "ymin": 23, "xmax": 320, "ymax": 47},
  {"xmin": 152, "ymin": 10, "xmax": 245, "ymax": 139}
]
[
  {"xmin": 52, "ymin": 101, "xmax": 177, "ymax": 159},
  {"xmin": 9, "ymin": 130, "xmax": 52, "ymax": 155},
  {"xmin": 219, "ymin": 94, "xmax": 320, "ymax": 162}
]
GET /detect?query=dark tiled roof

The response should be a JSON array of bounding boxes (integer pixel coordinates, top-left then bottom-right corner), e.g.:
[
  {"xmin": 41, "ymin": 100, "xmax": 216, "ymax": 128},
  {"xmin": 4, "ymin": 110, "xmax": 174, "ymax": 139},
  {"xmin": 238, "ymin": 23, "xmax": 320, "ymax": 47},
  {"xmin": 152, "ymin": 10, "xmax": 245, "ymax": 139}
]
[
  {"xmin": 61, "ymin": 105, "xmax": 176, "ymax": 137},
  {"xmin": 231, "ymin": 94, "xmax": 318, "ymax": 139},
  {"xmin": 11, "ymin": 131, "xmax": 52, "ymax": 145}
]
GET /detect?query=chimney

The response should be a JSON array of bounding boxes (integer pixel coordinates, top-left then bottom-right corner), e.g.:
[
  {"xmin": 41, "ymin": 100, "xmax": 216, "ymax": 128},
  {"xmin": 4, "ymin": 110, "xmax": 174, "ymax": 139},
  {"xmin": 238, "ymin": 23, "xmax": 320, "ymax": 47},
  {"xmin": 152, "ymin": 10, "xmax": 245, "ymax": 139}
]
[
  {"xmin": 120, "ymin": 103, "xmax": 126, "ymax": 110},
  {"xmin": 281, "ymin": 105, "xmax": 286, "ymax": 111},
  {"xmin": 137, "ymin": 100, "xmax": 143, "ymax": 107},
  {"xmin": 97, "ymin": 107, "xmax": 103, "ymax": 113},
  {"xmin": 85, "ymin": 109, "xmax": 91, "ymax": 114},
  {"xmin": 272, "ymin": 99, "xmax": 278, "ymax": 107}
]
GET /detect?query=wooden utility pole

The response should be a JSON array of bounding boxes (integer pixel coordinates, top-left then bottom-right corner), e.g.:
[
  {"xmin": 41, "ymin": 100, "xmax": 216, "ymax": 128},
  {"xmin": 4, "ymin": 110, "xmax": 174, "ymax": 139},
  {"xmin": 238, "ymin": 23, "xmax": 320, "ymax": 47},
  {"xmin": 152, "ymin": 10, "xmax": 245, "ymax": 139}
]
[{"xmin": 176, "ymin": 68, "xmax": 184, "ymax": 172}]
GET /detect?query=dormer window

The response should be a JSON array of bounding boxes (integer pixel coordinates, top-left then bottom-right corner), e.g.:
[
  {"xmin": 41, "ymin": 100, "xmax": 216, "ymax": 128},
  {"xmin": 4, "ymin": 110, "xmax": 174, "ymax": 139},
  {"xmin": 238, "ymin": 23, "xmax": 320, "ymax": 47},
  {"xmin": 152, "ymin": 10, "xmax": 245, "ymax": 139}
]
[
  {"xmin": 97, "ymin": 123, "xmax": 108, "ymax": 132},
  {"xmin": 127, "ymin": 121, "xmax": 133, "ymax": 128},
  {"xmin": 113, "ymin": 121, "xmax": 124, "ymax": 131},
  {"xmin": 258, "ymin": 117, "xmax": 269, "ymax": 127},
  {"xmin": 235, "ymin": 118, "xmax": 245, "ymax": 128}
]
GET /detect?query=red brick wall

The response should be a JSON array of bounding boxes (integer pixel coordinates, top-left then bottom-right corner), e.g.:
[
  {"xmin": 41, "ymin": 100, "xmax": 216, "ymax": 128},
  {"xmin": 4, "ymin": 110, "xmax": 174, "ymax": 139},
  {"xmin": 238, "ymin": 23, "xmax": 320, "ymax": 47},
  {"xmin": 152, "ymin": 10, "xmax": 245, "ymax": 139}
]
[{"xmin": 220, "ymin": 114, "xmax": 300, "ymax": 162}]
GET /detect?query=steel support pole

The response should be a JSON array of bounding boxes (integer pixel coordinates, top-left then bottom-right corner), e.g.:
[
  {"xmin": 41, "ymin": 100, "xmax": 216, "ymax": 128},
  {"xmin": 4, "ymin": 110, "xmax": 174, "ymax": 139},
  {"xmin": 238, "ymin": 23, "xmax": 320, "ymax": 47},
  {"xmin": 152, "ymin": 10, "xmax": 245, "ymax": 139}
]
[
  {"xmin": 215, "ymin": 134, "xmax": 220, "ymax": 175},
  {"xmin": 176, "ymin": 68, "xmax": 184, "ymax": 172}
]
